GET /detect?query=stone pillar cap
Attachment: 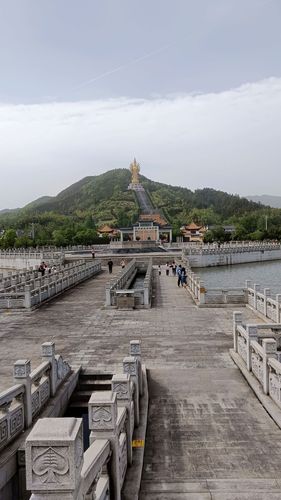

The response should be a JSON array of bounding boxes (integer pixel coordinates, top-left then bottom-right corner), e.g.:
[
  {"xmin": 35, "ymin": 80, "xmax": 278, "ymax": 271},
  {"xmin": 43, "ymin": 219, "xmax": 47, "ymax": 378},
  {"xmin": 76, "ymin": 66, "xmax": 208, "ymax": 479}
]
[
  {"xmin": 123, "ymin": 356, "xmax": 136, "ymax": 363},
  {"xmin": 27, "ymin": 417, "xmax": 81, "ymax": 442},
  {"xmin": 89, "ymin": 391, "xmax": 116, "ymax": 405},
  {"xmin": 112, "ymin": 373, "xmax": 130, "ymax": 382}
]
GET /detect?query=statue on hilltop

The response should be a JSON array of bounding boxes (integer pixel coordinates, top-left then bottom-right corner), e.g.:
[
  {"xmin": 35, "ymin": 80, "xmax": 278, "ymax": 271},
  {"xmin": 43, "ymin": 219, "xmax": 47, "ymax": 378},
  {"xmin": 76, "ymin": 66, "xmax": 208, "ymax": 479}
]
[{"xmin": 130, "ymin": 158, "xmax": 140, "ymax": 184}]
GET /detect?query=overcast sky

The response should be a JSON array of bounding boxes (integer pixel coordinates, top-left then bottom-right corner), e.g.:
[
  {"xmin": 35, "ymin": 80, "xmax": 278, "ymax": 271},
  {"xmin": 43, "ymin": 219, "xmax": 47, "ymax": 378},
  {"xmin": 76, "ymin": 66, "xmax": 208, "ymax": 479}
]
[{"xmin": 1, "ymin": 0, "xmax": 281, "ymax": 209}]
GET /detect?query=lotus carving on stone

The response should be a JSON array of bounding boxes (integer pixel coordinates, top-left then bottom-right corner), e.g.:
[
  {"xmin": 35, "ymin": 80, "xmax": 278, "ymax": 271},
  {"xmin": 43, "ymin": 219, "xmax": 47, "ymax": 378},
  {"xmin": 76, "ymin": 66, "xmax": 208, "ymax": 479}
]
[
  {"xmin": 33, "ymin": 447, "xmax": 69, "ymax": 484},
  {"xmin": 92, "ymin": 407, "xmax": 112, "ymax": 425},
  {"xmin": 113, "ymin": 383, "xmax": 128, "ymax": 398}
]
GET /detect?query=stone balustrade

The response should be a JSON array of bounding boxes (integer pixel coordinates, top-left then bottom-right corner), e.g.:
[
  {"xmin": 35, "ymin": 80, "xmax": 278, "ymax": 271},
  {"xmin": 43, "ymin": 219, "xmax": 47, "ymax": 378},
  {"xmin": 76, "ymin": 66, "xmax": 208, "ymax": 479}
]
[
  {"xmin": 0, "ymin": 250, "xmax": 64, "ymax": 269},
  {"xmin": 132, "ymin": 259, "xmax": 153, "ymax": 308},
  {"xmin": 183, "ymin": 263, "xmax": 281, "ymax": 310},
  {"xmin": 105, "ymin": 259, "xmax": 136, "ymax": 307},
  {"xmin": 106, "ymin": 259, "xmax": 153, "ymax": 308},
  {"xmin": 184, "ymin": 241, "xmax": 281, "ymax": 255},
  {"xmin": 232, "ymin": 312, "xmax": 281, "ymax": 410},
  {"xmin": 183, "ymin": 242, "xmax": 281, "ymax": 267},
  {"xmin": 0, "ymin": 343, "xmax": 71, "ymax": 452},
  {"xmin": 183, "ymin": 265, "xmax": 246, "ymax": 306},
  {"xmin": 0, "ymin": 260, "xmax": 102, "ymax": 309},
  {"xmin": 25, "ymin": 340, "xmax": 144, "ymax": 500},
  {"xmin": 246, "ymin": 281, "xmax": 281, "ymax": 322}
]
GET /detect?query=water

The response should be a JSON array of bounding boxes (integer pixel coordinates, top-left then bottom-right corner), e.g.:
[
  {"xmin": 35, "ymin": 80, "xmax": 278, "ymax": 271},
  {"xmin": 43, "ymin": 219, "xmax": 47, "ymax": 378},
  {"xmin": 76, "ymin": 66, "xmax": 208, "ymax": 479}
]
[{"xmin": 197, "ymin": 260, "xmax": 281, "ymax": 296}]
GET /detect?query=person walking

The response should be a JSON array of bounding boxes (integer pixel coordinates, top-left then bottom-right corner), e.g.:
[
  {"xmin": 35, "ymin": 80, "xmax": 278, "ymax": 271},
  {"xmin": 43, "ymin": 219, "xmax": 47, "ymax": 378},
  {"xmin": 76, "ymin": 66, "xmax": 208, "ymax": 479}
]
[
  {"xmin": 120, "ymin": 259, "xmax": 126, "ymax": 269},
  {"xmin": 176, "ymin": 264, "xmax": 182, "ymax": 287},
  {"xmin": 158, "ymin": 264, "xmax": 161, "ymax": 276},
  {"xmin": 172, "ymin": 261, "xmax": 176, "ymax": 276},
  {"xmin": 107, "ymin": 259, "xmax": 113, "ymax": 274},
  {"xmin": 181, "ymin": 267, "xmax": 187, "ymax": 287},
  {"xmin": 165, "ymin": 262, "xmax": 170, "ymax": 276}
]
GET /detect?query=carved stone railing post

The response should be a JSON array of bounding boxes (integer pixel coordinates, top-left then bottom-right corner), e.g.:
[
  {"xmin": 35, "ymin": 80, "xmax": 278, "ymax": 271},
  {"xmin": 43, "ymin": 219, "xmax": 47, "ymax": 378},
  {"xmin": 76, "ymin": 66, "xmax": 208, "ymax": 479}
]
[
  {"xmin": 130, "ymin": 340, "xmax": 143, "ymax": 396},
  {"xmin": 26, "ymin": 417, "xmax": 83, "ymax": 500},
  {"xmin": 13, "ymin": 360, "xmax": 32, "ymax": 427},
  {"xmin": 41, "ymin": 342, "xmax": 56, "ymax": 396},
  {"xmin": 24, "ymin": 285, "xmax": 32, "ymax": 309},
  {"xmin": 199, "ymin": 281, "xmax": 206, "ymax": 305},
  {"xmin": 262, "ymin": 339, "xmax": 277, "ymax": 394},
  {"xmin": 123, "ymin": 356, "xmax": 139, "ymax": 426},
  {"xmin": 264, "ymin": 288, "xmax": 271, "ymax": 318},
  {"xmin": 233, "ymin": 311, "xmax": 243, "ymax": 352},
  {"xmin": 88, "ymin": 391, "xmax": 122, "ymax": 500},
  {"xmin": 253, "ymin": 284, "xmax": 260, "ymax": 310},
  {"xmin": 112, "ymin": 374, "xmax": 133, "ymax": 466},
  {"xmin": 246, "ymin": 325, "xmax": 258, "ymax": 371}
]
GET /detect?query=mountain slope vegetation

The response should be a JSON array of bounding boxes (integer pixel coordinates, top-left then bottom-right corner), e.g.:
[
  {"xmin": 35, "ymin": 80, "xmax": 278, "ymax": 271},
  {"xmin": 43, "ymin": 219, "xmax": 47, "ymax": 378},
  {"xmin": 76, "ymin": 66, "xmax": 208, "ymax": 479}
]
[{"xmin": 0, "ymin": 168, "xmax": 280, "ymax": 247}]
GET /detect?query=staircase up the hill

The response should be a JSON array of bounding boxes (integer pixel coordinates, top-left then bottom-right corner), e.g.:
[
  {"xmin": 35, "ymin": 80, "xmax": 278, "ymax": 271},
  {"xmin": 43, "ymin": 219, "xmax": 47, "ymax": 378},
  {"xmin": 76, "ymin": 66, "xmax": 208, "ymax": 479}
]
[{"xmin": 134, "ymin": 188, "xmax": 155, "ymax": 214}]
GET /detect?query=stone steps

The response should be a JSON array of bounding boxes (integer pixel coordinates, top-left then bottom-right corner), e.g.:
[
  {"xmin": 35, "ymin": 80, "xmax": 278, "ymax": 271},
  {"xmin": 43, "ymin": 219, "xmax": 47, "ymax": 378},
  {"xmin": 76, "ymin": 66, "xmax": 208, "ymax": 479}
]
[{"xmin": 68, "ymin": 371, "xmax": 113, "ymax": 407}]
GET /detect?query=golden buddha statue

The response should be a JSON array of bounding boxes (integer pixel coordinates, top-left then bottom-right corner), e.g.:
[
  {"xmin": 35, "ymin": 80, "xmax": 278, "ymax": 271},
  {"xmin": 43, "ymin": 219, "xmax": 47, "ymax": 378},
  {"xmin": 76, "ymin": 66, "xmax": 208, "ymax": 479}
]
[{"xmin": 130, "ymin": 158, "xmax": 140, "ymax": 184}]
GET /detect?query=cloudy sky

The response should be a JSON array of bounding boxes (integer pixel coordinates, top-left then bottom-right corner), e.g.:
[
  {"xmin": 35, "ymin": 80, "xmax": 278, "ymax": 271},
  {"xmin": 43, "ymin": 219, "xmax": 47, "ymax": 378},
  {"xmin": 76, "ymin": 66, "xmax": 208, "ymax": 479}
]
[{"xmin": 1, "ymin": 0, "xmax": 281, "ymax": 209}]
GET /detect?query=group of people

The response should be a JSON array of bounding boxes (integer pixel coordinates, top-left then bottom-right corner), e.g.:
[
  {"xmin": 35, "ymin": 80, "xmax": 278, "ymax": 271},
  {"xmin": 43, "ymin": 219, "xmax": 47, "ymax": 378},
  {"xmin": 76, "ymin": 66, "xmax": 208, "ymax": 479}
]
[
  {"xmin": 38, "ymin": 262, "xmax": 57, "ymax": 276},
  {"xmin": 158, "ymin": 261, "xmax": 187, "ymax": 287}
]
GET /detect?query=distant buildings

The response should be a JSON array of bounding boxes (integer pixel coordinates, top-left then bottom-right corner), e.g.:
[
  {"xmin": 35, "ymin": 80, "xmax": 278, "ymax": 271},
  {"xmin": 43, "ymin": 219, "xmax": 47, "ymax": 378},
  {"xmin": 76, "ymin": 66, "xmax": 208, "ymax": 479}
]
[
  {"xmin": 97, "ymin": 225, "xmax": 119, "ymax": 239},
  {"xmin": 180, "ymin": 222, "xmax": 207, "ymax": 242}
]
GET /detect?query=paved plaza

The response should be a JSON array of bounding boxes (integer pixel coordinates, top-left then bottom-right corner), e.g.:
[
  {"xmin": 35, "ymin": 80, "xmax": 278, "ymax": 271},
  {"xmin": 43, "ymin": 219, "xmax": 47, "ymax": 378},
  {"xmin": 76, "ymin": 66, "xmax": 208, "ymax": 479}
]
[{"xmin": 1, "ymin": 267, "xmax": 281, "ymax": 498}]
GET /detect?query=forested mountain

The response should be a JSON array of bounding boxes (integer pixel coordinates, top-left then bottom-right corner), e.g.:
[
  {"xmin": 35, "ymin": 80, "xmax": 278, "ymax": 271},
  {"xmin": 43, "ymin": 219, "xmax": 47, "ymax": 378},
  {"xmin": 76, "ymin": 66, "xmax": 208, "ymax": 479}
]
[
  {"xmin": 21, "ymin": 169, "xmax": 261, "ymax": 218},
  {"xmin": 0, "ymin": 168, "xmax": 280, "ymax": 247}
]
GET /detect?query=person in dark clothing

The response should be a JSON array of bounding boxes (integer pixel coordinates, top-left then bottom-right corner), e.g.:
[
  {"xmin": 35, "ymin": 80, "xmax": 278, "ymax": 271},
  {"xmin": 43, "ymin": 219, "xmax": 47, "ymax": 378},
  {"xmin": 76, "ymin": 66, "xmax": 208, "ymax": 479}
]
[
  {"xmin": 176, "ymin": 264, "xmax": 182, "ymax": 287},
  {"xmin": 108, "ymin": 259, "xmax": 113, "ymax": 274},
  {"xmin": 181, "ymin": 267, "xmax": 187, "ymax": 287},
  {"xmin": 91, "ymin": 250, "xmax": 95, "ymax": 259},
  {"xmin": 39, "ymin": 262, "xmax": 46, "ymax": 276}
]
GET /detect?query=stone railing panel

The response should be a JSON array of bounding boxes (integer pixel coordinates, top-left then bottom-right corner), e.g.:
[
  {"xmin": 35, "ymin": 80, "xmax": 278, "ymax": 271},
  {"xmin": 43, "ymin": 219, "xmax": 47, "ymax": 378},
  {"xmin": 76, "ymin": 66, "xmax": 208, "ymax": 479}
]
[
  {"xmin": 251, "ymin": 341, "xmax": 264, "ymax": 384},
  {"xmin": 0, "ymin": 384, "xmax": 25, "ymax": 451},
  {"xmin": 0, "ymin": 260, "xmax": 101, "ymax": 310}
]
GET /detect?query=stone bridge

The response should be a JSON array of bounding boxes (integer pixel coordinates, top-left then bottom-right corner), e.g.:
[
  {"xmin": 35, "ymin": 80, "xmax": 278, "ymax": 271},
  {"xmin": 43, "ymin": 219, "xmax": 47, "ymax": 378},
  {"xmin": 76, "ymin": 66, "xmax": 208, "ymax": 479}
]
[{"xmin": 1, "ymin": 264, "xmax": 281, "ymax": 498}]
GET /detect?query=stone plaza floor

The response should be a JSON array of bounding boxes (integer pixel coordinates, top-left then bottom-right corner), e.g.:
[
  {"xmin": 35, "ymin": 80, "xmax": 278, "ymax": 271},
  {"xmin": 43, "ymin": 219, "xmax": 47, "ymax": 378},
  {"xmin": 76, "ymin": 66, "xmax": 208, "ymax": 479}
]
[{"xmin": 1, "ymin": 267, "xmax": 281, "ymax": 499}]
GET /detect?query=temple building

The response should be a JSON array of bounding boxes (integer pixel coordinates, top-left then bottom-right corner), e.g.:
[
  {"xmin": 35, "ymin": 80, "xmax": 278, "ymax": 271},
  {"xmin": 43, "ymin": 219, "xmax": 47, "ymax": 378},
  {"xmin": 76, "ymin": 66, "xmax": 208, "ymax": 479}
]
[
  {"xmin": 180, "ymin": 222, "xmax": 207, "ymax": 242},
  {"xmin": 119, "ymin": 217, "xmax": 173, "ymax": 243},
  {"xmin": 97, "ymin": 224, "xmax": 119, "ymax": 238}
]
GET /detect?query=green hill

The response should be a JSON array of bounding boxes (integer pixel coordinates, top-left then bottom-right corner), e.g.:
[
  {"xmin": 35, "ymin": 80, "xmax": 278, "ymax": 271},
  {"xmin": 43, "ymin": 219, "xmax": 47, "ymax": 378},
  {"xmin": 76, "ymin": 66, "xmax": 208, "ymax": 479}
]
[
  {"xmin": 0, "ymin": 168, "xmax": 277, "ymax": 246},
  {"xmin": 18, "ymin": 168, "xmax": 262, "ymax": 221}
]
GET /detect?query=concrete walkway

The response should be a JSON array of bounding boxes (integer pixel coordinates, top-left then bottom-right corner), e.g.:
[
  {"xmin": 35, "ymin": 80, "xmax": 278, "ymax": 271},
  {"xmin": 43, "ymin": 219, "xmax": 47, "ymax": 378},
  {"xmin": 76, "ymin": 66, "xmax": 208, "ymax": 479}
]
[{"xmin": 1, "ymin": 268, "xmax": 281, "ymax": 498}]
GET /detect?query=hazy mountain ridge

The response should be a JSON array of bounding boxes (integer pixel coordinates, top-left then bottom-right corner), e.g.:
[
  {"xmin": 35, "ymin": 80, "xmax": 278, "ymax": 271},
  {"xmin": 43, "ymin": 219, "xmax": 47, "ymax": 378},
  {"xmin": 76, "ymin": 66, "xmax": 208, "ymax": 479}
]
[{"xmin": 246, "ymin": 195, "xmax": 281, "ymax": 209}]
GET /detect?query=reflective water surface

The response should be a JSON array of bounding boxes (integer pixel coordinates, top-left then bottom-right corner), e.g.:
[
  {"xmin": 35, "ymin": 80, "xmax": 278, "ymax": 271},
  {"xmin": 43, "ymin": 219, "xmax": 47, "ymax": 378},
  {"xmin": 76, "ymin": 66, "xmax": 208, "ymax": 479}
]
[{"xmin": 197, "ymin": 260, "xmax": 281, "ymax": 296}]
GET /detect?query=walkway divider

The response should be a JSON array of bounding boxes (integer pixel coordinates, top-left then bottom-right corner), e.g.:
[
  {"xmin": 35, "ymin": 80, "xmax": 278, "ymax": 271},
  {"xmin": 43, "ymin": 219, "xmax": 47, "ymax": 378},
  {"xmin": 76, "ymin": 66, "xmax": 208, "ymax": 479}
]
[{"xmin": 105, "ymin": 259, "xmax": 153, "ymax": 308}]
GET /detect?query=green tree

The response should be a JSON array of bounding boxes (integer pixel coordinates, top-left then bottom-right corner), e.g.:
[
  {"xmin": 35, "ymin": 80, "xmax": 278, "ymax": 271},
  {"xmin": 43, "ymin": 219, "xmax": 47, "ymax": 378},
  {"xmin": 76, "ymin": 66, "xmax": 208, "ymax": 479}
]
[
  {"xmin": 1, "ymin": 229, "xmax": 17, "ymax": 248},
  {"xmin": 15, "ymin": 236, "xmax": 33, "ymax": 248}
]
